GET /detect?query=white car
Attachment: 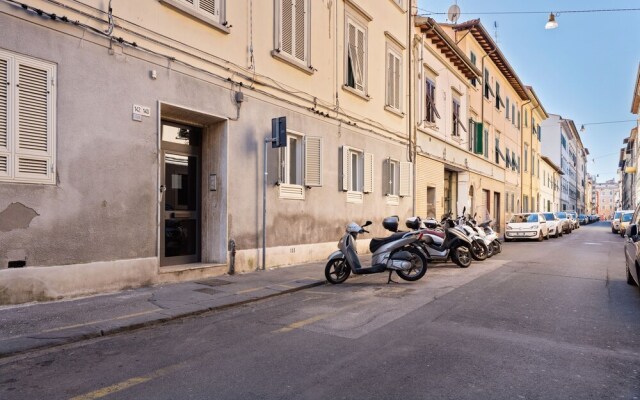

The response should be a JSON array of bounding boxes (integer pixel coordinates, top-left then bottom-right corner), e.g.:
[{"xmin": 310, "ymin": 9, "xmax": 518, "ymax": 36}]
[
  {"xmin": 542, "ymin": 212, "xmax": 562, "ymax": 238},
  {"xmin": 505, "ymin": 213, "xmax": 550, "ymax": 242},
  {"xmin": 613, "ymin": 210, "xmax": 634, "ymax": 233}
]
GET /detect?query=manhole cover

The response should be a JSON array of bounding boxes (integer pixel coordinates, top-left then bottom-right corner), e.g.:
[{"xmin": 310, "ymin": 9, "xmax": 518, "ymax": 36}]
[{"xmin": 195, "ymin": 278, "xmax": 232, "ymax": 287}]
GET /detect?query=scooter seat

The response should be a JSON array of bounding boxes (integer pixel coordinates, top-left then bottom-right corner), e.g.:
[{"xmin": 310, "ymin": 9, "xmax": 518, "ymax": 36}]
[
  {"xmin": 478, "ymin": 220, "xmax": 492, "ymax": 228},
  {"xmin": 369, "ymin": 232, "xmax": 407, "ymax": 253},
  {"xmin": 423, "ymin": 229, "xmax": 445, "ymax": 239}
]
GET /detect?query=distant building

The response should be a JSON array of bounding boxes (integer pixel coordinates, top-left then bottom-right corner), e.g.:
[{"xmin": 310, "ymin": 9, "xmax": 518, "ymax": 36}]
[{"xmin": 594, "ymin": 179, "xmax": 620, "ymax": 219}]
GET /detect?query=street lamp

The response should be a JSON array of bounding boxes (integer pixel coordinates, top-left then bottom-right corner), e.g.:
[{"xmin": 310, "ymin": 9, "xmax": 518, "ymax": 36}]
[{"xmin": 545, "ymin": 13, "xmax": 558, "ymax": 29}]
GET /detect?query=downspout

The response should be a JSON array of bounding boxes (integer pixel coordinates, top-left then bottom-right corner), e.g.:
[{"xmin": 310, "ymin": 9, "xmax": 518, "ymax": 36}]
[
  {"xmin": 519, "ymin": 100, "xmax": 531, "ymax": 212},
  {"xmin": 408, "ymin": 2, "xmax": 413, "ymax": 216}
]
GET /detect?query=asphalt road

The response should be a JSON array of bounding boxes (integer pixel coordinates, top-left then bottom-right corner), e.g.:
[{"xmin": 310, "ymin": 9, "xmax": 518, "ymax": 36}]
[{"xmin": 1, "ymin": 221, "xmax": 639, "ymax": 399}]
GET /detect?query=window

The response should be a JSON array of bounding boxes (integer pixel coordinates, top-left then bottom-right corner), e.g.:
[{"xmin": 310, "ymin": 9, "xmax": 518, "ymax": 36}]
[
  {"xmin": 531, "ymin": 151, "xmax": 535, "ymax": 176},
  {"xmin": 387, "ymin": 158, "xmax": 399, "ymax": 196},
  {"xmin": 386, "ymin": 46, "xmax": 402, "ymax": 111},
  {"xmin": 484, "ymin": 127, "xmax": 489, "ymax": 158},
  {"xmin": 517, "ymin": 110, "xmax": 521, "ymax": 129},
  {"xmin": 274, "ymin": 0, "xmax": 310, "ymax": 68},
  {"xmin": 532, "ymin": 117, "xmax": 537, "ymax": 140},
  {"xmin": 452, "ymin": 97, "xmax": 466, "ymax": 137},
  {"xmin": 342, "ymin": 146, "xmax": 373, "ymax": 203},
  {"xmin": 561, "ymin": 134, "xmax": 567, "ymax": 149},
  {"xmin": 506, "ymin": 97, "xmax": 510, "ymax": 120},
  {"xmin": 162, "ymin": 0, "xmax": 226, "ymax": 29},
  {"xmin": 495, "ymin": 82, "xmax": 504, "ymax": 110},
  {"xmin": 470, "ymin": 52, "xmax": 477, "ymax": 87},
  {"xmin": 524, "ymin": 144, "xmax": 529, "ymax": 171},
  {"xmin": 425, "ymin": 78, "xmax": 439, "ymax": 123},
  {"xmin": 345, "ymin": 16, "xmax": 367, "ymax": 94},
  {"xmin": 0, "ymin": 49, "xmax": 56, "ymax": 184},
  {"xmin": 524, "ymin": 109, "xmax": 528, "ymax": 127},
  {"xmin": 512, "ymin": 104, "xmax": 516, "ymax": 125},
  {"xmin": 279, "ymin": 132, "xmax": 322, "ymax": 199},
  {"xmin": 483, "ymin": 68, "xmax": 492, "ymax": 99},
  {"xmin": 385, "ymin": 158, "xmax": 412, "ymax": 203}
]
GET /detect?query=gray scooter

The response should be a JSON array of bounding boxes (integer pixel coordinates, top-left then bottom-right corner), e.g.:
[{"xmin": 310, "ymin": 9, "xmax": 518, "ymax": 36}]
[{"xmin": 325, "ymin": 218, "xmax": 428, "ymax": 284}]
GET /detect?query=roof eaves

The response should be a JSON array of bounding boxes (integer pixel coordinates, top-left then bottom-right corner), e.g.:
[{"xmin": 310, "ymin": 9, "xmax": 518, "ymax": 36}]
[{"xmin": 453, "ymin": 19, "xmax": 529, "ymax": 101}]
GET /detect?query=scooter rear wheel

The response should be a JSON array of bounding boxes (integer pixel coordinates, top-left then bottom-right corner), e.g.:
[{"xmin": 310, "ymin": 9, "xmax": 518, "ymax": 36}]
[
  {"xmin": 395, "ymin": 247, "xmax": 428, "ymax": 281},
  {"xmin": 491, "ymin": 239, "xmax": 502, "ymax": 254},
  {"xmin": 325, "ymin": 258, "xmax": 351, "ymax": 284}
]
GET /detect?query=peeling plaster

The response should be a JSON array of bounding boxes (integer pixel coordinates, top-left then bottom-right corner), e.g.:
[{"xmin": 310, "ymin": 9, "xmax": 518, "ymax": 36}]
[{"xmin": 0, "ymin": 203, "xmax": 39, "ymax": 232}]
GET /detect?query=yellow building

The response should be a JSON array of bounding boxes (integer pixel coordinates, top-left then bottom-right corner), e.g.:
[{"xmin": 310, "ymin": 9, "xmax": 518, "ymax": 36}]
[
  {"xmin": 438, "ymin": 19, "xmax": 531, "ymax": 232},
  {"xmin": 522, "ymin": 86, "xmax": 549, "ymax": 212}
]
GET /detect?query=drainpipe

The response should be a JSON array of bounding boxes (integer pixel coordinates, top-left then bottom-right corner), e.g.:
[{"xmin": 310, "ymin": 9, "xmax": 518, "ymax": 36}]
[
  {"xmin": 519, "ymin": 100, "xmax": 531, "ymax": 211},
  {"xmin": 228, "ymin": 239, "xmax": 236, "ymax": 275}
]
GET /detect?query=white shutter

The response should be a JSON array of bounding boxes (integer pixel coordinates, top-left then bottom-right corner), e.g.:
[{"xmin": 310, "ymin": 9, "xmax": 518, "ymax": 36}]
[
  {"xmin": 386, "ymin": 53, "xmax": 393, "ymax": 107},
  {"xmin": 393, "ymin": 55, "xmax": 400, "ymax": 109},
  {"xmin": 0, "ymin": 56, "xmax": 9, "ymax": 177},
  {"xmin": 399, "ymin": 161, "xmax": 412, "ymax": 197},
  {"xmin": 341, "ymin": 145, "xmax": 350, "ymax": 191},
  {"xmin": 363, "ymin": 152, "xmax": 373, "ymax": 193},
  {"xmin": 304, "ymin": 136, "xmax": 322, "ymax": 187},
  {"xmin": 280, "ymin": 0, "xmax": 293, "ymax": 56},
  {"xmin": 198, "ymin": 0, "xmax": 219, "ymax": 20},
  {"xmin": 15, "ymin": 58, "xmax": 54, "ymax": 183},
  {"xmin": 294, "ymin": 0, "xmax": 307, "ymax": 62}
]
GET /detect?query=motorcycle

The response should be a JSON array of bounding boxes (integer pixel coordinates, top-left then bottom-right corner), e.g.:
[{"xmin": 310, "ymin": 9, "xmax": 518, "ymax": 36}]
[
  {"xmin": 325, "ymin": 218, "xmax": 428, "ymax": 284},
  {"xmin": 453, "ymin": 209, "xmax": 490, "ymax": 261},
  {"xmin": 404, "ymin": 216, "xmax": 473, "ymax": 268}
]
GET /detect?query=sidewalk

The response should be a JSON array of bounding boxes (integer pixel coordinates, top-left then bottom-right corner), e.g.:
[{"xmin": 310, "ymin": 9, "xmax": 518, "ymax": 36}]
[{"xmin": 0, "ymin": 260, "xmax": 330, "ymax": 359}]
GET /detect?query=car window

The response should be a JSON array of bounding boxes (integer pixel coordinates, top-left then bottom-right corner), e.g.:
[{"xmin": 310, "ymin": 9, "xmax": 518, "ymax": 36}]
[
  {"xmin": 510, "ymin": 214, "xmax": 532, "ymax": 223},
  {"xmin": 557, "ymin": 212, "xmax": 567, "ymax": 218},
  {"xmin": 527, "ymin": 214, "xmax": 539, "ymax": 223},
  {"xmin": 543, "ymin": 213, "xmax": 555, "ymax": 220},
  {"xmin": 614, "ymin": 211, "xmax": 622, "ymax": 220},
  {"xmin": 622, "ymin": 213, "xmax": 633, "ymax": 222}
]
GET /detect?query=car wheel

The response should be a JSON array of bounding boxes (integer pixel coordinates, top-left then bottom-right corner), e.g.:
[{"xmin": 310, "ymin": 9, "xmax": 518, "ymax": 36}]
[
  {"xmin": 544, "ymin": 232, "xmax": 549, "ymax": 240},
  {"xmin": 537, "ymin": 231, "xmax": 544, "ymax": 242}
]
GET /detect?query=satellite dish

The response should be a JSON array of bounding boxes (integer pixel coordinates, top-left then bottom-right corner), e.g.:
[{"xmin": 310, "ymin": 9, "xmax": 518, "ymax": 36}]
[{"xmin": 448, "ymin": 4, "xmax": 461, "ymax": 23}]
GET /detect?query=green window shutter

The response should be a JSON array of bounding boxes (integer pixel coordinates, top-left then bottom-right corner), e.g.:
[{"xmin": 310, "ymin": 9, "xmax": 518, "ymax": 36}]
[{"xmin": 474, "ymin": 123, "xmax": 483, "ymax": 154}]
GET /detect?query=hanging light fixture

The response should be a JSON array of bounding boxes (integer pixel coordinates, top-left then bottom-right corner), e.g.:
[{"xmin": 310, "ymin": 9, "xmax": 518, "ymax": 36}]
[{"xmin": 545, "ymin": 13, "xmax": 558, "ymax": 29}]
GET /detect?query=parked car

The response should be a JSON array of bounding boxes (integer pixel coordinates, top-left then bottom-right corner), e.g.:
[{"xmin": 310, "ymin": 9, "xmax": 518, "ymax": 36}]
[
  {"xmin": 505, "ymin": 213, "xmax": 549, "ymax": 242},
  {"xmin": 578, "ymin": 214, "xmax": 588, "ymax": 225},
  {"xmin": 623, "ymin": 207, "xmax": 640, "ymax": 289},
  {"xmin": 620, "ymin": 212, "xmax": 634, "ymax": 237},
  {"xmin": 567, "ymin": 212, "xmax": 579, "ymax": 229},
  {"xmin": 542, "ymin": 213, "xmax": 562, "ymax": 238},
  {"xmin": 612, "ymin": 210, "xmax": 634, "ymax": 233},
  {"xmin": 555, "ymin": 211, "xmax": 573, "ymax": 234}
]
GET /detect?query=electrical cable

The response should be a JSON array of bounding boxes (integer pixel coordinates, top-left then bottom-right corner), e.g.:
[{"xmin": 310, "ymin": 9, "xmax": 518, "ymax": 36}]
[{"xmin": 416, "ymin": 6, "xmax": 640, "ymax": 16}]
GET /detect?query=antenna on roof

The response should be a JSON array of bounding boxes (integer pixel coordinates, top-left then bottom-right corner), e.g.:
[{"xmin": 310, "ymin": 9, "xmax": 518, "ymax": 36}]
[
  {"xmin": 494, "ymin": 21, "xmax": 499, "ymax": 43},
  {"xmin": 447, "ymin": 2, "xmax": 461, "ymax": 23}
]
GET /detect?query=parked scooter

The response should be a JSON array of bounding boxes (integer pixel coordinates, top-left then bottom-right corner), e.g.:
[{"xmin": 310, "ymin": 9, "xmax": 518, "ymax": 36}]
[
  {"xmin": 454, "ymin": 208, "xmax": 490, "ymax": 261},
  {"xmin": 404, "ymin": 216, "xmax": 473, "ymax": 268},
  {"xmin": 325, "ymin": 218, "xmax": 428, "ymax": 284},
  {"xmin": 466, "ymin": 213, "xmax": 501, "ymax": 256}
]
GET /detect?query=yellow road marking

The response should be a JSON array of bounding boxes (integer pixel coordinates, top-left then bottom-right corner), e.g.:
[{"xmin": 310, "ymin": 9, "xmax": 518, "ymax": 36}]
[
  {"xmin": 274, "ymin": 313, "xmax": 332, "ymax": 333},
  {"xmin": 69, "ymin": 363, "xmax": 185, "ymax": 400}
]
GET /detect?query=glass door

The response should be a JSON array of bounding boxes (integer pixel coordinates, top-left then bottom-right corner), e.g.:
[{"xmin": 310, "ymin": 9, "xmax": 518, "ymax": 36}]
[{"xmin": 161, "ymin": 122, "xmax": 201, "ymax": 266}]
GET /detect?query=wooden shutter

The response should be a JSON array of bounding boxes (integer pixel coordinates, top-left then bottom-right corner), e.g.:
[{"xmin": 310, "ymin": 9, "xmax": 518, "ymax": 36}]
[
  {"xmin": 280, "ymin": 0, "xmax": 307, "ymax": 63},
  {"xmin": 341, "ymin": 145, "xmax": 350, "ymax": 191},
  {"xmin": 0, "ymin": 56, "xmax": 9, "ymax": 177},
  {"xmin": 474, "ymin": 123, "xmax": 483, "ymax": 154},
  {"xmin": 363, "ymin": 152, "xmax": 373, "ymax": 193},
  {"xmin": 399, "ymin": 161, "xmax": 411, "ymax": 197},
  {"xmin": 386, "ymin": 53, "xmax": 393, "ymax": 106},
  {"xmin": 15, "ymin": 59, "xmax": 54, "ymax": 183},
  {"xmin": 304, "ymin": 136, "xmax": 322, "ymax": 187},
  {"xmin": 347, "ymin": 20, "xmax": 365, "ymax": 91}
]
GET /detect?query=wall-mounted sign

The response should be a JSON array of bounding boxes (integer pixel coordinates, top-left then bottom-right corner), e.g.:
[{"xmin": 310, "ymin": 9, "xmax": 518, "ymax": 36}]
[{"xmin": 133, "ymin": 104, "xmax": 151, "ymax": 117}]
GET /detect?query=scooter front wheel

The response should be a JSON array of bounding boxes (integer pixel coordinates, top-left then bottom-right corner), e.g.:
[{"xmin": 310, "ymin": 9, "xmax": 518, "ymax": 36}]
[
  {"xmin": 325, "ymin": 258, "xmax": 351, "ymax": 284},
  {"xmin": 395, "ymin": 247, "xmax": 428, "ymax": 281},
  {"xmin": 451, "ymin": 246, "xmax": 472, "ymax": 268},
  {"xmin": 491, "ymin": 239, "xmax": 502, "ymax": 254},
  {"xmin": 470, "ymin": 240, "xmax": 488, "ymax": 261}
]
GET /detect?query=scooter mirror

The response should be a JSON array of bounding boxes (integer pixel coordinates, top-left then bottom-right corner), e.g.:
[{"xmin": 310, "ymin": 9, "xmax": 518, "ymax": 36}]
[{"xmin": 363, "ymin": 220, "xmax": 372, "ymax": 227}]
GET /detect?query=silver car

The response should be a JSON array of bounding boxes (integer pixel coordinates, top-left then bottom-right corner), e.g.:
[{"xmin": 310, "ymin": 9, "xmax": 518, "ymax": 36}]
[{"xmin": 555, "ymin": 212, "xmax": 573, "ymax": 234}]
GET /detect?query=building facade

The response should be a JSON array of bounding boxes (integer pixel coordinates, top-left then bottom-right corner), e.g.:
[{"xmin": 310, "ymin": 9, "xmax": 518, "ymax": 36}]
[{"xmin": 0, "ymin": 0, "xmax": 416, "ymax": 303}]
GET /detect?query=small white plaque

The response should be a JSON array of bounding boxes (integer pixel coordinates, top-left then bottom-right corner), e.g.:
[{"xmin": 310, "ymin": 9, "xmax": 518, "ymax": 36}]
[
  {"xmin": 133, "ymin": 104, "xmax": 151, "ymax": 117},
  {"xmin": 132, "ymin": 113, "xmax": 142, "ymax": 122}
]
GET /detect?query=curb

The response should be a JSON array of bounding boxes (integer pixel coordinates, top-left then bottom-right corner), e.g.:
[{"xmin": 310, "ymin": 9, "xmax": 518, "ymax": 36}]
[{"xmin": 0, "ymin": 280, "xmax": 326, "ymax": 359}]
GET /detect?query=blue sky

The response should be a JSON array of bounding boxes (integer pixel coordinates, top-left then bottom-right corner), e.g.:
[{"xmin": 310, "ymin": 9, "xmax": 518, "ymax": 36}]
[{"xmin": 417, "ymin": 0, "xmax": 640, "ymax": 183}]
